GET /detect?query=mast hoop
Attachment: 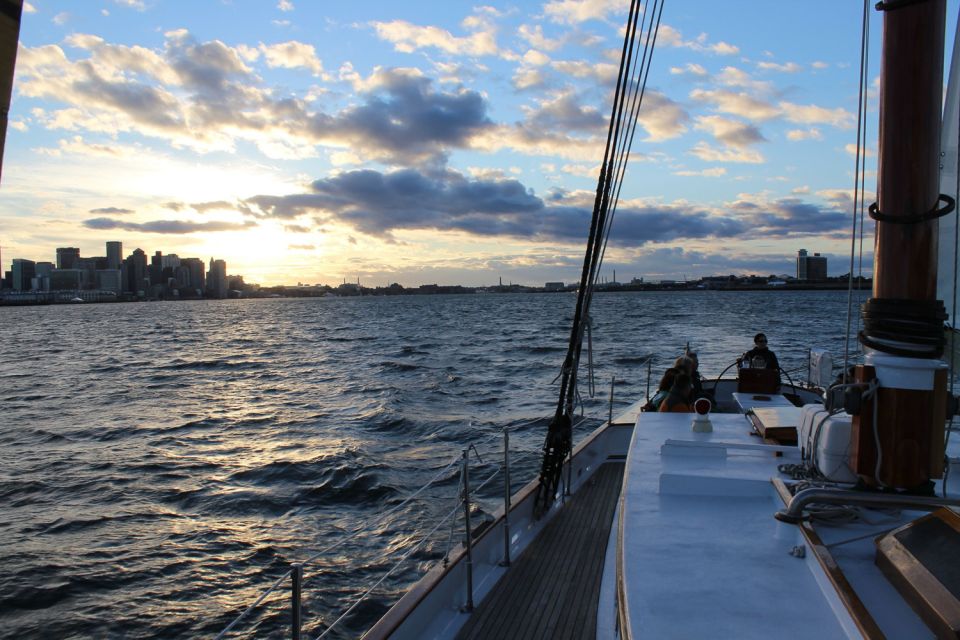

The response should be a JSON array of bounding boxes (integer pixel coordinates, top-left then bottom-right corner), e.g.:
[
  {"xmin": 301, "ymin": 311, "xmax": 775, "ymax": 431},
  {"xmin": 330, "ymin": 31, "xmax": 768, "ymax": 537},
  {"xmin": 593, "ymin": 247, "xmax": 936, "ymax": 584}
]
[
  {"xmin": 875, "ymin": 0, "xmax": 935, "ymax": 12},
  {"xmin": 867, "ymin": 193, "xmax": 955, "ymax": 224},
  {"xmin": 859, "ymin": 297, "xmax": 948, "ymax": 358}
]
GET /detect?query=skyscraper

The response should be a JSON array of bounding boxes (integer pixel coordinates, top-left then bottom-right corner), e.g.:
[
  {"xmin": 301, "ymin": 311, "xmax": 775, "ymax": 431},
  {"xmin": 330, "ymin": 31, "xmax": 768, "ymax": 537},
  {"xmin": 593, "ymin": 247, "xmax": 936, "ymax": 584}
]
[
  {"xmin": 796, "ymin": 249, "xmax": 828, "ymax": 281},
  {"xmin": 125, "ymin": 248, "xmax": 148, "ymax": 295},
  {"xmin": 56, "ymin": 247, "xmax": 80, "ymax": 270},
  {"xmin": 12, "ymin": 258, "xmax": 35, "ymax": 290},
  {"xmin": 208, "ymin": 258, "xmax": 227, "ymax": 299},
  {"xmin": 181, "ymin": 257, "xmax": 205, "ymax": 294},
  {"xmin": 106, "ymin": 241, "xmax": 122, "ymax": 270}
]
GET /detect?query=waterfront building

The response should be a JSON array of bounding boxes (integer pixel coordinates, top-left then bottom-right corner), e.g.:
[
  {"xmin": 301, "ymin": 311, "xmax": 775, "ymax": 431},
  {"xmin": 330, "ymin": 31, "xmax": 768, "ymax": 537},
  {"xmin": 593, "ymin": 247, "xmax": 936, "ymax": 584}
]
[
  {"xmin": 796, "ymin": 249, "xmax": 828, "ymax": 281},
  {"xmin": 51, "ymin": 269, "xmax": 83, "ymax": 290},
  {"xmin": 544, "ymin": 282, "xmax": 565, "ymax": 291},
  {"xmin": 106, "ymin": 241, "xmax": 122, "ymax": 270},
  {"xmin": 161, "ymin": 254, "xmax": 180, "ymax": 270},
  {"xmin": 12, "ymin": 258, "xmax": 35, "ymax": 290},
  {"xmin": 76, "ymin": 257, "xmax": 106, "ymax": 289},
  {"xmin": 96, "ymin": 269, "xmax": 122, "ymax": 293},
  {"xmin": 181, "ymin": 258, "xmax": 205, "ymax": 295},
  {"xmin": 150, "ymin": 251, "xmax": 163, "ymax": 286},
  {"xmin": 35, "ymin": 261, "xmax": 54, "ymax": 277},
  {"xmin": 56, "ymin": 247, "xmax": 80, "ymax": 270},
  {"xmin": 125, "ymin": 248, "xmax": 148, "ymax": 295},
  {"xmin": 208, "ymin": 258, "xmax": 227, "ymax": 299}
]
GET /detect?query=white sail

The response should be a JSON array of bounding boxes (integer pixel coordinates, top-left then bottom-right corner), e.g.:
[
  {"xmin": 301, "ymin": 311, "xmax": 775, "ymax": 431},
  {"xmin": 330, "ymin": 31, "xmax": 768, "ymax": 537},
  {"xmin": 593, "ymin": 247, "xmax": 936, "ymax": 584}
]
[{"xmin": 938, "ymin": 17, "xmax": 960, "ymax": 329}]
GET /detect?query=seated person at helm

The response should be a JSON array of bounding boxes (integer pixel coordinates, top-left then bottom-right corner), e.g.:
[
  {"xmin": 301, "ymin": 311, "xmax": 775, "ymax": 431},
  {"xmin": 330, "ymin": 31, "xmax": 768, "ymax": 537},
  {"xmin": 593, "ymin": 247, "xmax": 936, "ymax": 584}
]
[{"xmin": 741, "ymin": 333, "xmax": 781, "ymax": 382}]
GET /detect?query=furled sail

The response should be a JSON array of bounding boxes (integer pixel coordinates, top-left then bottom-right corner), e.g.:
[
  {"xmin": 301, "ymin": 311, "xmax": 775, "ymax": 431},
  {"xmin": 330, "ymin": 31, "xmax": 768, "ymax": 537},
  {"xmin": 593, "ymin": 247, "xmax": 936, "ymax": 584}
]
[{"xmin": 938, "ymin": 16, "xmax": 960, "ymax": 329}]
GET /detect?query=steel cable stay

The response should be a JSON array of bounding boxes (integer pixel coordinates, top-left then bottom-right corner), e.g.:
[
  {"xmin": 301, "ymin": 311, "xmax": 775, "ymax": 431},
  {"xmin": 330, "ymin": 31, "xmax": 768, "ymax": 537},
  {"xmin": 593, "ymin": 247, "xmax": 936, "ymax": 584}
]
[
  {"xmin": 843, "ymin": 0, "xmax": 872, "ymax": 384},
  {"xmin": 536, "ymin": 0, "xmax": 653, "ymax": 514},
  {"xmin": 594, "ymin": 0, "xmax": 664, "ymax": 292}
]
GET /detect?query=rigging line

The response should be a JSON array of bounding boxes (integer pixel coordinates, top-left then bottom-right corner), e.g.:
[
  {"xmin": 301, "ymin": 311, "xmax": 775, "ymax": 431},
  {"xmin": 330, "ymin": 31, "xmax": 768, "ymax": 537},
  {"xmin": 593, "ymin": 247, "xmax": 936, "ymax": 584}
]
[
  {"xmin": 595, "ymin": 0, "xmax": 664, "ymax": 286},
  {"xmin": 844, "ymin": 0, "xmax": 871, "ymax": 385},
  {"xmin": 947, "ymin": 62, "xmax": 960, "ymax": 479},
  {"xmin": 563, "ymin": 0, "xmax": 643, "ymax": 414},
  {"xmin": 596, "ymin": 0, "xmax": 656, "ymax": 251},
  {"xmin": 590, "ymin": 0, "xmax": 658, "ymax": 292},
  {"xmin": 856, "ymin": 13, "xmax": 872, "ymax": 340},
  {"xmin": 554, "ymin": 0, "xmax": 640, "ymax": 416}
]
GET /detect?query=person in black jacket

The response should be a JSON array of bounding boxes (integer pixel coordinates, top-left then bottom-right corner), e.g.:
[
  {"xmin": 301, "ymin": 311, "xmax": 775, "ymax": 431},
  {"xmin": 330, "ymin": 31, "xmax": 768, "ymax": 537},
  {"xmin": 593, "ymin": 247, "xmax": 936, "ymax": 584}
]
[{"xmin": 741, "ymin": 333, "xmax": 780, "ymax": 377}]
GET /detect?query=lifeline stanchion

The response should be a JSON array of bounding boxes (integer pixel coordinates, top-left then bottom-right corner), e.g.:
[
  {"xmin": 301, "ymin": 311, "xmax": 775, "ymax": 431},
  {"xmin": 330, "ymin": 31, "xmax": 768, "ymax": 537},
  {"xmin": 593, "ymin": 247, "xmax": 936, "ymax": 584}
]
[
  {"xmin": 501, "ymin": 427, "xmax": 511, "ymax": 567},
  {"xmin": 461, "ymin": 448, "xmax": 475, "ymax": 612},
  {"xmin": 291, "ymin": 563, "xmax": 303, "ymax": 640}
]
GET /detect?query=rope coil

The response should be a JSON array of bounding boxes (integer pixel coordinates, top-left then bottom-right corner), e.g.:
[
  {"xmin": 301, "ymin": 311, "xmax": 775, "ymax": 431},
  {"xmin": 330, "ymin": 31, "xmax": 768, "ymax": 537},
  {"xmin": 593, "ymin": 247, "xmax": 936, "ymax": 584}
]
[{"xmin": 858, "ymin": 297, "xmax": 948, "ymax": 357}]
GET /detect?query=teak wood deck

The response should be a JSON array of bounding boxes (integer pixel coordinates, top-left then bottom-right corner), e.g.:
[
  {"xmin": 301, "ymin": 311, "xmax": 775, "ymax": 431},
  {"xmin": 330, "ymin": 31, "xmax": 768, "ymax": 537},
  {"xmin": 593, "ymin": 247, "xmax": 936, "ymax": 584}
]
[{"xmin": 455, "ymin": 462, "xmax": 625, "ymax": 640}]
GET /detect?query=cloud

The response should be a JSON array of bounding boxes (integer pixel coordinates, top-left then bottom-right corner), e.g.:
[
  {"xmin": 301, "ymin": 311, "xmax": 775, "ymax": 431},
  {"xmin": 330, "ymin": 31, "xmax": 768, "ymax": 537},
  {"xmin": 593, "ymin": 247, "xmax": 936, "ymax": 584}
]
[
  {"xmin": 190, "ymin": 200, "xmax": 235, "ymax": 212},
  {"xmin": 657, "ymin": 25, "xmax": 739, "ymax": 56},
  {"xmin": 243, "ymin": 167, "xmax": 841, "ymax": 247},
  {"xmin": 83, "ymin": 217, "xmax": 255, "ymax": 233},
  {"xmin": 372, "ymin": 17, "xmax": 498, "ymax": 56},
  {"xmin": 543, "ymin": 0, "xmax": 626, "ymax": 25},
  {"xmin": 288, "ymin": 244, "xmax": 315, "ymax": 250},
  {"xmin": 756, "ymin": 61, "xmax": 802, "ymax": 73},
  {"xmin": 670, "ymin": 63, "xmax": 709, "ymax": 78},
  {"xmin": 690, "ymin": 88, "xmax": 779, "ymax": 120},
  {"xmin": 844, "ymin": 143, "xmax": 875, "ymax": 157},
  {"xmin": 522, "ymin": 89, "xmax": 605, "ymax": 133},
  {"xmin": 89, "ymin": 207, "xmax": 135, "ymax": 215},
  {"xmin": 636, "ymin": 91, "xmax": 690, "ymax": 141},
  {"xmin": 114, "ymin": 0, "xmax": 146, "ymax": 10},
  {"xmin": 673, "ymin": 167, "xmax": 726, "ymax": 177},
  {"xmin": 259, "ymin": 41, "xmax": 325, "ymax": 76},
  {"xmin": 787, "ymin": 128, "xmax": 822, "ymax": 141},
  {"xmin": 24, "ymin": 2, "xmax": 37, "ymax": 13},
  {"xmin": 689, "ymin": 141, "xmax": 764, "ymax": 164},
  {"xmin": 517, "ymin": 24, "xmax": 564, "ymax": 51},
  {"xmin": 780, "ymin": 101, "xmax": 853, "ymax": 128},
  {"xmin": 550, "ymin": 59, "xmax": 619, "ymax": 84},
  {"xmin": 277, "ymin": 1, "xmax": 294, "ymax": 11},
  {"xmin": 694, "ymin": 115, "xmax": 765, "ymax": 147},
  {"xmin": 284, "ymin": 224, "xmax": 311, "ymax": 233}
]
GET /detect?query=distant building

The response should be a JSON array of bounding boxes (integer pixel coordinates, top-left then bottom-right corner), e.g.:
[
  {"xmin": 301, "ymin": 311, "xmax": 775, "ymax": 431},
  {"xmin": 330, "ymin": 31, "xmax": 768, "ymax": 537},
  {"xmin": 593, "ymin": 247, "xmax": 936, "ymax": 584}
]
[
  {"xmin": 12, "ymin": 259, "xmax": 35, "ymax": 291},
  {"xmin": 208, "ymin": 258, "xmax": 228, "ymax": 299},
  {"xmin": 56, "ymin": 247, "xmax": 80, "ymax": 270},
  {"xmin": 796, "ymin": 249, "xmax": 828, "ymax": 281},
  {"xmin": 51, "ymin": 269, "xmax": 83, "ymax": 290},
  {"xmin": 106, "ymin": 241, "xmax": 122, "ymax": 270},
  {"xmin": 125, "ymin": 248, "xmax": 148, "ymax": 295},
  {"xmin": 35, "ymin": 262, "xmax": 54, "ymax": 277},
  {"xmin": 150, "ymin": 251, "xmax": 163, "ymax": 286},
  {"xmin": 545, "ymin": 281, "xmax": 565, "ymax": 291},
  {"xmin": 181, "ymin": 258, "xmax": 205, "ymax": 295},
  {"xmin": 97, "ymin": 269, "xmax": 123, "ymax": 293}
]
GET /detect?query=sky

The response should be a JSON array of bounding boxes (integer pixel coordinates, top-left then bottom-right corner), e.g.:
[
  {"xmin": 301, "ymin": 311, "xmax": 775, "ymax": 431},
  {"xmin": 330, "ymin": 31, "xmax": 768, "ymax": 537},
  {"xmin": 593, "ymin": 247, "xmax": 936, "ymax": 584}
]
[{"xmin": 1, "ymin": 0, "xmax": 959, "ymax": 287}]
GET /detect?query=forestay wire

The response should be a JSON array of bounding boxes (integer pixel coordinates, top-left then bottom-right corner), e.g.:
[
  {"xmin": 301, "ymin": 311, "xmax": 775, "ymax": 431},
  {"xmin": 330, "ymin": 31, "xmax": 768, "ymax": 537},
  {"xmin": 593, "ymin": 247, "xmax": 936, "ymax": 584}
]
[
  {"xmin": 843, "ymin": 0, "xmax": 871, "ymax": 385},
  {"xmin": 535, "ymin": 0, "xmax": 664, "ymax": 515}
]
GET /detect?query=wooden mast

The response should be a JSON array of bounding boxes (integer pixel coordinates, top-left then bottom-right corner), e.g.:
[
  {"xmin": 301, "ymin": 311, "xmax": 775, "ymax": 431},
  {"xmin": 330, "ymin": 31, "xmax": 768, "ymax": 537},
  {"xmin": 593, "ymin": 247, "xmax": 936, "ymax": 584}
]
[
  {"xmin": 0, "ymin": 0, "xmax": 23, "ymax": 185},
  {"xmin": 852, "ymin": 0, "xmax": 949, "ymax": 490}
]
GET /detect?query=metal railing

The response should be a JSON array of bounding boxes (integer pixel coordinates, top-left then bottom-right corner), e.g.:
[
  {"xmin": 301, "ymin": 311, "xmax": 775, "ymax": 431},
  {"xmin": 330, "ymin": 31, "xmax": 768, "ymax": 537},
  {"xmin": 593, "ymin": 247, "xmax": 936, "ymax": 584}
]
[{"xmin": 215, "ymin": 420, "xmax": 548, "ymax": 640}]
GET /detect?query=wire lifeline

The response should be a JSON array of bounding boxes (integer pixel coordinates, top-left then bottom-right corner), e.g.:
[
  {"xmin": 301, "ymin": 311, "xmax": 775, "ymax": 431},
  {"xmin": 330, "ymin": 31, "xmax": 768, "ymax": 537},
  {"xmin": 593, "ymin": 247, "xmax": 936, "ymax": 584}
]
[
  {"xmin": 315, "ymin": 464, "xmax": 505, "ymax": 640},
  {"xmin": 214, "ymin": 452, "xmax": 465, "ymax": 639}
]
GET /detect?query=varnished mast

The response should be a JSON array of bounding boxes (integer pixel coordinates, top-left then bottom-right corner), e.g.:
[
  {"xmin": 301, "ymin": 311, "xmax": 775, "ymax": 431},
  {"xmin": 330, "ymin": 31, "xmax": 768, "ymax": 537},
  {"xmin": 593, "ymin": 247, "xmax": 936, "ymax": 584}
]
[
  {"xmin": 0, "ymin": 0, "xmax": 23, "ymax": 185},
  {"xmin": 853, "ymin": 0, "xmax": 950, "ymax": 491}
]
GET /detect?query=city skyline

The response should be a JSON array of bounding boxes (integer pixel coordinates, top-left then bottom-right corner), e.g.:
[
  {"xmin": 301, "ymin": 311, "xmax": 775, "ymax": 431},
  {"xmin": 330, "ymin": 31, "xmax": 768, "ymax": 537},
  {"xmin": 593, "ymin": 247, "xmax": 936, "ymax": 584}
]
[{"xmin": 2, "ymin": 1, "xmax": 957, "ymax": 286}]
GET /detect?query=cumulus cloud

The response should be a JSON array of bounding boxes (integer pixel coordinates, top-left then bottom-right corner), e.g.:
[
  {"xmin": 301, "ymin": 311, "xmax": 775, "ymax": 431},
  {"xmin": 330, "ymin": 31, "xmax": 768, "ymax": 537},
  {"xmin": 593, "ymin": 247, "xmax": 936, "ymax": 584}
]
[
  {"xmin": 190, "ymin": 200, "xmax": 235, "ymax": 213},
  {"xmin": 787, "ymin": 128, "xmax": 822, "ymax": 141},
  {"xmin": 694, "ymin": 115, "xmax": 765, "ymax": 148},
  {"xmin": 543, "ymin": 0, "xmax": 626, "ymax": 25},
  {"xmin": 636, "ymin": 91, "xmax": 690, "ymax": 141},
  {"xmin": 657, "ymin": 25, "xmax": 739, "ymax": 56},
  {"xmin": 372, "ymin": 17, "xmax": 498, "ymax": 56},
  {"xmin": 670, "ymin": 63, "xmax": 709, "ymax": 78},
  {"xmin": 673, "ymin": 167, "xmax": 726, "ymax": 177},
  {"xmin": 690, "ymin": 88, "xmax": 779, "ymax": 121},
  {"xmin": 522, "ymin": 89, "xmax": 605, "ymax": 133},
  {"xmin": 259, "ymin": 41, "xmax": 324, "ymax": 76},
  {"xmin": 550, "ymin": 59, "xmax": 619, "ymax": 84},
  {"xmin": 83, "ymin": 217, "xmax": 255, "ymax": 233},
  {"xmin": 518, "ymin": 24, "xmax": 564, "ymax": 51},
  {"xmin": 18, "ymin": 37, "xmax": 496, "ymax": 165},
  {"xmin": 689, "ymin": 141, "xmax": 764, "ymax": 164},
  {"xmin": 756, "ymin": 61, "xmax": 802, "ymax": 73}
]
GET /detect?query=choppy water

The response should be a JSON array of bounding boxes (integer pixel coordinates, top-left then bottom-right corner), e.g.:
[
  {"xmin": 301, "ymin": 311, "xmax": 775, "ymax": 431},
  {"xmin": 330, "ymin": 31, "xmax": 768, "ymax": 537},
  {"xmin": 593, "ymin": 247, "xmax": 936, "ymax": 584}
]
[{"xmin": 1, "ymin": 290, "xmax": 861, "ymax": 638}]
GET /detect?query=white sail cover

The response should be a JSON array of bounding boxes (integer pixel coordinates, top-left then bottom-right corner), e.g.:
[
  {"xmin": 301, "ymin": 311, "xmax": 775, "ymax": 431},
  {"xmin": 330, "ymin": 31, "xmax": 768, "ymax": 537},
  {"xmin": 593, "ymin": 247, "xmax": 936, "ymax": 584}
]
[{"xmin": 938, "ymin": 17, "xmax": 960, "ymax": 329}]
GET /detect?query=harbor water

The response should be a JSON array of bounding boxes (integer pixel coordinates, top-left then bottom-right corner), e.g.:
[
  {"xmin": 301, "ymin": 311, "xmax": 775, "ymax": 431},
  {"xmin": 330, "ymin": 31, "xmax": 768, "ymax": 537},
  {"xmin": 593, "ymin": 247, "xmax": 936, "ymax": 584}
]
[{"xmin": 1, "ymin": 290, "xmax": 861, "ymax": 638}]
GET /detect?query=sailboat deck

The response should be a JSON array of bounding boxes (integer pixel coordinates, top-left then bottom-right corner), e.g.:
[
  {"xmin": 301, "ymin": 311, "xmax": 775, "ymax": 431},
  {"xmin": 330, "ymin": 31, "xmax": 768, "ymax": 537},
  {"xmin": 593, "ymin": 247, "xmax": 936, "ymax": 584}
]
[{"xmin": 454, "ymin": 462, "xmax": 624, "ymax": 640}]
